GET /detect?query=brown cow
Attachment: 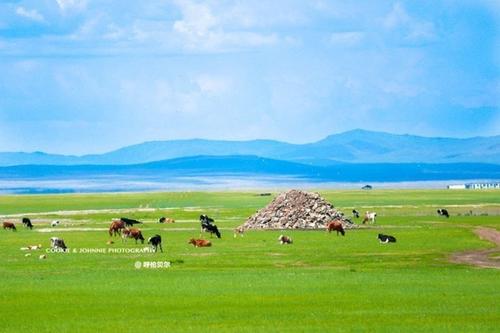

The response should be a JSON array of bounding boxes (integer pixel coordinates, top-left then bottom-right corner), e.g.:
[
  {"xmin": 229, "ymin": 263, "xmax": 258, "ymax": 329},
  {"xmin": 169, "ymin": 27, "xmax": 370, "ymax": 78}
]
[
  {"xmin": 159, "ymin": 217, "xmax": 175, "ymax": 223},
  {"xmin": 278, "ymin": 235, "xmax": 293, "ymax": 244},
  {"xmin": 3, "ymin": 222, "xmax": 16, "ymax": 231},
  {"xmin": 188, "ymin": 238, "xmax": 212, "ymax": 247},
  {"xmin": 122, "ymin": 228, "xmax": 145, "ymax": 244},
  {"xmin": 233, "ymin": 226, "xmax": 245, "ymax": 238},
  {"xmin": 109, "ymin": 220, "xmax": 125, "ymax": 237},
  {"xmin": 326, "ymin": 220, "xmax": 345, "ymax": 236}
]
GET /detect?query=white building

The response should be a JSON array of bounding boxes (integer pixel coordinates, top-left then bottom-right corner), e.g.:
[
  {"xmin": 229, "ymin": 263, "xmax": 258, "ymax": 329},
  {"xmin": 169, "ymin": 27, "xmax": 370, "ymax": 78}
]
[
  {"xmin": 447, "ymin": 184, "xmax": 466, "ymax": 190},
  {"xmin": 465, "ymin": 182, "xmax": 500, "ymax": 189},
  {"xmin": 447, "ymin": 182, "xmax": 500, "ymax": 190}
]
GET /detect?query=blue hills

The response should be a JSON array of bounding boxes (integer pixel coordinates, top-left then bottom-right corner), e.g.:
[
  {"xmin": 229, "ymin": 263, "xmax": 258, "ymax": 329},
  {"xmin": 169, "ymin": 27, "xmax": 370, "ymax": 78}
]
[
  {"xmin": 1, "ymin": 155, "xmax": 499, "ymax": 183},
  {"xmin": 0, "ymin": 130, "xmax": 498, "ymax": 186},
  {"xmin": 1, "ymin": 129, "xmax": 499, "ymax": 166}
]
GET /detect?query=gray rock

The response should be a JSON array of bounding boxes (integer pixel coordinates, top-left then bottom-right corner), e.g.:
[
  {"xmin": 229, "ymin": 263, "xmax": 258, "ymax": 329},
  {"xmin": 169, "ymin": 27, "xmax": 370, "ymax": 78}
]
[{"xmin": 240, "ymin": 189, "xmax": 352, "ymax": 230}]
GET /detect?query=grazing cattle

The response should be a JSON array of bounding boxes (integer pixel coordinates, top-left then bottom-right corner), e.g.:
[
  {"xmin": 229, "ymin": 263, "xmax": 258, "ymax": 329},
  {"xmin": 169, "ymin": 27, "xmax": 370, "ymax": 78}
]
[
  {"xmin": 437, "ymin": 209, "xmax": 450, "ymax": 218},
  {"xmin": 109, "ymin": 220, "xmax": 125, "ymax": 237},
  {"xmin": 22, "ymin": 217, "xmax": 33, "ymax": 230},
  {"xmin": 278, "ymin": 235, "xmax": 293, "ymax": 244},
  {"xmin": 120, "ymin": 217, "xmax": 142, "ymax": 227},
  {"xmin": 50, "ymin": 237, "xmax": 67, "ymax": 249},
  {"xmin": 352, "ymin": 209, "xmax": 360, "ymax": 218},
  {"xmin": 362, "ymin": 212, "xmax": 377, "ymax": 224},
  {"xmin": 378, "ymin": 234, "xmax": 396, "ymax": 243},
  {"xmin": 158, "ymin": 217, "xmax": 175, "ymax": 223},
  {"xmin": 188, "ymin": 238, "xmax": 212, "ymax": 247},
  {"xmin": 234, "ymin": 226, "xmax": 245, "ymax": 238},
  {"xmin": 122, "ymin": 228, "xmax": 145, "ymax": 244},
  {"xmin": 148, "ymin": 235, "xmax": 163, "ymax": 252},
  {"xmin": 51, "ymin": 220, "xmax": 60, "ymax": 227},
  {"xmin": 200, "ymin": 214, "xmax": 214, "ymax": 224},
  {"xmin": 326, "ymin": 220, "xmax": 345, "ymax": 236},
  {"xmin": 3, "ymin": 222, "xmax": 16, "ymax": 231},
  {"xmin": 200, "ymin": 215, "xmax": 221, "ymax": 238}
]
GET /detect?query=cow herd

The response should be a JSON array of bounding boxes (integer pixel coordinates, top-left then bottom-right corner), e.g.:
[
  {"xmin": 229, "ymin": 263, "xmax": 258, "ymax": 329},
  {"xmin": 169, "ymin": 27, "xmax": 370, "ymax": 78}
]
[
  {"xmin": 4, "ymin": 215, "xmax": 223, "ymax": 256},
  {"xmin": 108, "ymin": 218, "xmax": 160, "ymax": 251},
  {"xmin": 3, "ymin": 208, "xmax": 455, "ymax": 255},
  {"xmin": 106, "ymin": 215, "xmax": 222, "ymax": 252}
]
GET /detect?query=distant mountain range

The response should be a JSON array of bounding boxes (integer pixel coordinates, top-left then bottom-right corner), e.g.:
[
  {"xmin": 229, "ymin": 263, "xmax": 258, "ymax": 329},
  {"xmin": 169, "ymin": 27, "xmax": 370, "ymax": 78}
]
[
  {"xmin": 1, "ymin": 155, "xmax": 499, "ymax": 183},
  {"xmin": 1, "ymin": 129, "xmax": 499, "ymax": 166}
]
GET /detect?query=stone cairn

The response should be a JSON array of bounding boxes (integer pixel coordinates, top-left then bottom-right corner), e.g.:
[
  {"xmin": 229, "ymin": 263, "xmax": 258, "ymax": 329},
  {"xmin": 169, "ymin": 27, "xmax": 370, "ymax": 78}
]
[{"xmin": 240, "ymin": 189, "xmax": 353, "ymax": 230}]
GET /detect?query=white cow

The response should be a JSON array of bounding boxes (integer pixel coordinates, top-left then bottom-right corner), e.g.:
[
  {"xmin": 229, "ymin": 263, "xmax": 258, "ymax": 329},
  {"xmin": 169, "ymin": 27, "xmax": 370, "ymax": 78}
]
[
  {"xmin": 20, "ymin": 244, "xmax": 42, "ymax": 251},
  {"xmin": 362, "ymin": 211, "xmax": 377, "ymax": 224},
  {"xmin": 51, "ymin": 220, "xmax": 60, "ymax": 227}
]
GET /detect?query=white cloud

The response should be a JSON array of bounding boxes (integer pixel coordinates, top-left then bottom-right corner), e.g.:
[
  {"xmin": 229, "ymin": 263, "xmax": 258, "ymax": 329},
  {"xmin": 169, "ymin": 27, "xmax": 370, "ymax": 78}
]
[
  {"xmin": 383, "ymin": 2, "xmax": 409, "ymax": 29},
  {"xmin": 452, "ymin": 80, "xmax": 500, "ymax": 108},
  {"xmin": 16, "ymin": 6, "xmax": 45, "ymax": 23},
  {"xmin": 173, "ymin": 1, "xmax": 217, "ymax": 38},
  {"xmin": 172, "ymin": 0, "xmax": 279, "ymax": 51},
  {"xmin": 383, "ymin": 2, "xmax": 437, "ymax": 42},
  {"xmin": 406, "ymin": 21, "xmax": 436, "ymax": 41},
  {"xmin": 210, "ymin": 31, "xmax": 277, "ymax": 48},
  {"xmin": 68, "ymin": 16, "xmax": 100, "ymax": 40},
  {"xmin": 14, "ymin": 60, "xmax": 39, "ymax": 72},
  {"xmin": 56, "ymin": 0, "xmax": 87, "ymax": 13},
  {"xmin": 219, "ymin": 2, "xmax": 308, "ymax": 28},
  {"xmin": 195, "ymin": 75, "xmax": 230, "ymax": 95},
  {"xmin": 381, "ymin": 81, "xmax": 423, "ymax": 97},
  {"xmin": 102, "ymin": 24, "xmax": 124, "ymax": 40},
  {"xmin": 329, "ymin": 32, "xmax": 364, "ymax": 46}
]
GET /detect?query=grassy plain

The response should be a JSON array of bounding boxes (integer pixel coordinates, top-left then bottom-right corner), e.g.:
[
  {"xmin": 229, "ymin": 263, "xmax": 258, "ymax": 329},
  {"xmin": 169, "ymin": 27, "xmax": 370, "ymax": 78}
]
[{"xmin": 0, "ymin": 190, "xmax": 499, "ymax": 332}]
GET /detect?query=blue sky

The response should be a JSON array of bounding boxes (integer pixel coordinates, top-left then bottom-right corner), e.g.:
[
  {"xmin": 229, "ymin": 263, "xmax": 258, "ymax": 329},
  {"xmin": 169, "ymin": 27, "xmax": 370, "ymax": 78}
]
[{"xmin": 0, "ymin": 0, "xmax": 498, "ymax": 154}]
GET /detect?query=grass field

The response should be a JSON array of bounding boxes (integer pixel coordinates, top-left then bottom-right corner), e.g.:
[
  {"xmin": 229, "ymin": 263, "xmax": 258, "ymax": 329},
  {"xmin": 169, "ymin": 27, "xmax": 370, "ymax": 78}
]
[{"xmin": 0, "ymin": 189, "xmax": 499, "ymax": 332}]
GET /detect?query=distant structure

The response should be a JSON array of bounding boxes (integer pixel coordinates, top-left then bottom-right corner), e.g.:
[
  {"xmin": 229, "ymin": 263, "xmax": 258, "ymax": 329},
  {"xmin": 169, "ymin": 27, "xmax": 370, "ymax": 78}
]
[
  {"xmin": 465, "ymin": 182, "xmax": 500, "ymax": 189},
  {"xmin": 447, "ymin": 184, "xmax": 466, "ymax": 190},
  {"xmin": 448, "ymin": 182, "xmax": 500, "ymax": 190},
  {"xmin": 362, "ymin": 185, "xmax": 373, "ymax": 190}
]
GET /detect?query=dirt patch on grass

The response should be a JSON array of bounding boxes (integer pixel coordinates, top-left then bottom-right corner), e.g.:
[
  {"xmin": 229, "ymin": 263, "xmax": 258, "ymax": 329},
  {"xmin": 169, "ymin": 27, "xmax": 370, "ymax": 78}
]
[
  {"xmin": 450, "ymin": 227, "xmax": 500, "ymax": 269},
  {"xmin": 475, "ymin": 227, "xmax": 500, "ymax": 245}
]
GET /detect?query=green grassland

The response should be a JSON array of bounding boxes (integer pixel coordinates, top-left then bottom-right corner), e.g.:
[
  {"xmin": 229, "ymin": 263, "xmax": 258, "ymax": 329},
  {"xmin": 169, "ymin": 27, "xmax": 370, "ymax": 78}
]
[{"xmin": 0, "ymin": 190, "xmax": 499, "ymax": 332}]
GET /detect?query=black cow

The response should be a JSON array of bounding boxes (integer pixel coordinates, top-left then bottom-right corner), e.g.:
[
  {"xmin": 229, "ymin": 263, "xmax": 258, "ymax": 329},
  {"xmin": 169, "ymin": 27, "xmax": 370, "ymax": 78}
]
[
  {"xmin": 200, "ymin": 214, "xmax": 214, "ymax": 224},
  {"xmin": 22, "ymin": 217, "xmax": 33, "ymax": 230},
  {"xmin": 352, "ymin": 209, "xmax": 360, "ymax": 218},
  {"xmin": 437, "ymin": 209, "xmax": 449, "ymax": 218},
  {"xmin": 148, "ymin": 234, "xmax": 163, "ymax": 253},
  {"xmin": 120, "ymin": 217, "xmax": 143, "ymax": 226},
  {"xmin": 200, "ymin": 214, "xmax": 221, "ymax": 238},
  {"xmin": 50, "ymin": 237, "xmax": 67, "ymax": 250},
  {"xmin": 378, "ymin": 234, "xmax": 397, "ymax": 243}
]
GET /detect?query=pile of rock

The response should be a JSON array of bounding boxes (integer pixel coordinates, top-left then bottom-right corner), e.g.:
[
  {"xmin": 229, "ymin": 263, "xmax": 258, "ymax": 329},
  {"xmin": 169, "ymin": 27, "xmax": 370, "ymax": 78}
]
[{"xmin": 240, "ymin": 189, "xmax": 351, "ymax": 230}]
